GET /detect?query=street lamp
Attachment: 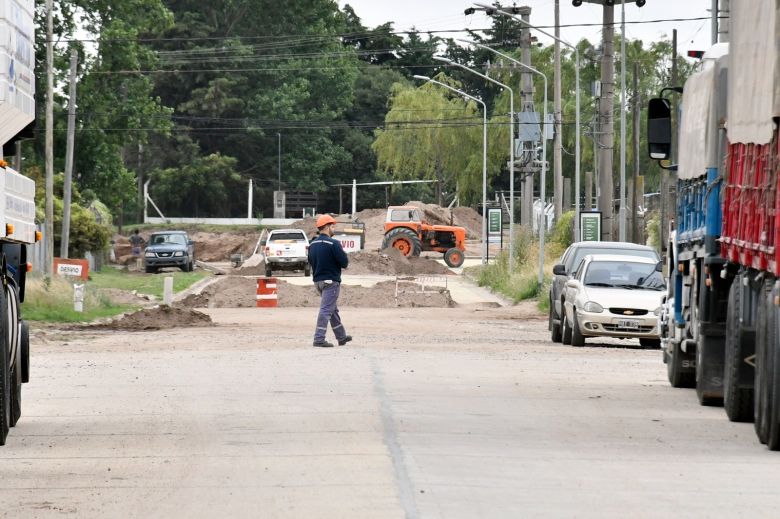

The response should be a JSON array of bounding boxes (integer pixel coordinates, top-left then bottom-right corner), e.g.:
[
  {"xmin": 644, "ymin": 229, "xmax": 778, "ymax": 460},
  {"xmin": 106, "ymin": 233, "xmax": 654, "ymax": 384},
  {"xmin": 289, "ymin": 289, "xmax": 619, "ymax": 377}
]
[
  {"xmin": 432, "ymin": 55, "xmax": 518, "ymax": 274},
  {"xmin": 457, "ymin": 40, "xmax": 548, "ymax": 288},
  {"xmin": 413, "ymin": 75, "xmax": 489, "ymax": 265},
  {"xmin": 472, "ymin": 3, "xmax": 582, "ymax": 243}
]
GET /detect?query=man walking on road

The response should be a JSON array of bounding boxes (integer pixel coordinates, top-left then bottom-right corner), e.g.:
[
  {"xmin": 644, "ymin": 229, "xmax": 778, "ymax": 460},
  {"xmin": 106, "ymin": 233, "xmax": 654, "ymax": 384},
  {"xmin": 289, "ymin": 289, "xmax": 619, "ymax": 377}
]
[{"xmin": 308, "ymin": 214, "xmax": 351, "ymax": 348}]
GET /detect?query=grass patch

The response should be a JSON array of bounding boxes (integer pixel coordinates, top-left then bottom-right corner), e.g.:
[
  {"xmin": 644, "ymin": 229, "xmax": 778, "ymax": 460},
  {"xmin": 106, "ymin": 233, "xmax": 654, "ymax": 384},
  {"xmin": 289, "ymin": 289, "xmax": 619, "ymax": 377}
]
[
  {"xmin": 23, "ymin": 268, "xmax": 210, "ymax": 322},
  {"xmin": 87, "ymin": 268, "xmax": 209, "ymax": 299},
  {"xmin": 475, "ymin": 226, "xmax": 566, "ymax": 306},
  {"xmin": 24, "ymin": 275, "xmax": 135, "ymax": 322}
]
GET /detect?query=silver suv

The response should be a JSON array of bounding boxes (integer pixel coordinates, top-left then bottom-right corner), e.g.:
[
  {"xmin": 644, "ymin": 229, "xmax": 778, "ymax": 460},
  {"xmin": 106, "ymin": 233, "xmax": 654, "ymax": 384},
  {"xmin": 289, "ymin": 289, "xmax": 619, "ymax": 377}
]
[{"xmin": 549, "ymin": 241, "xmax": 659, "ymax": 342}]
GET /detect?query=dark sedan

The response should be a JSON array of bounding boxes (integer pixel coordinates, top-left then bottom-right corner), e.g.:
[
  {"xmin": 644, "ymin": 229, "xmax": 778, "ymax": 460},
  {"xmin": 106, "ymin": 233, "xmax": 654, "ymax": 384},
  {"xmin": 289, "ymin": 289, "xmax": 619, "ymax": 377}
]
[{"xmin": 143, "ymin": 231, "xmax": 195, "ymax": 273}]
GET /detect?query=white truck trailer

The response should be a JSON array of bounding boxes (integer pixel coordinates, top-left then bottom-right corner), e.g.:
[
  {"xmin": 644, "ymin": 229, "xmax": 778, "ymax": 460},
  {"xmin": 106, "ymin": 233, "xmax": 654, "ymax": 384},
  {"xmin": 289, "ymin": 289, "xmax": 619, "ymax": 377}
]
[{"xmin": 0, "ymin": 0, "xmax": 38, "ymax": 445}]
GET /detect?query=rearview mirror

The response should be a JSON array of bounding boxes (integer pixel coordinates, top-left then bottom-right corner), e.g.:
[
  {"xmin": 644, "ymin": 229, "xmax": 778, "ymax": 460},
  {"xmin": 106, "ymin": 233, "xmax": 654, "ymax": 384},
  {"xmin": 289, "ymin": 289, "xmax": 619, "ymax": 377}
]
[
  {"xmin": 647, "ymin": 97, "xmax": 672, "ymax": 160},
  {"xmin": 553, "ymin": 264, "xmax": 566, "ymax": 276}
]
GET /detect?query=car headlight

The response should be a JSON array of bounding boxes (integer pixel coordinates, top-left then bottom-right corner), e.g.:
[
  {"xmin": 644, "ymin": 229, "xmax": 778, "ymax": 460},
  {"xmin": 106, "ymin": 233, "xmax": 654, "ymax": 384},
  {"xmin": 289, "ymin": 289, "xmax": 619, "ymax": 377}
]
[
  {"xmin": 174, "ymin": 251, "xmax": 185, "ymax": 257},
  {"xmin": 144, "ymin": 252, "xmax": 155, "ymax": 258},
  {"xmin": 653, "ymin": 306, "xmax": 662, "ymax": 316},
  {"xmin": 583, "ymin": 301, "xmax": 604, "ymax": 313}
]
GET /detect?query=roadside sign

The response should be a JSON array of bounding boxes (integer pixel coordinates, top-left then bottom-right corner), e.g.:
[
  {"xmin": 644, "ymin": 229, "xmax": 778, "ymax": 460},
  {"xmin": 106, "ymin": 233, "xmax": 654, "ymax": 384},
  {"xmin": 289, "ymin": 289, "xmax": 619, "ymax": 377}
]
[
  {"xmin": 334, "ymin": 234, "xmax": 361, "ymax": 253},
  {"xmin": 580, "ymin": 212, "xmax": 602, "ymax": 242},
  {"xmin": 488, "ymin": 208, "xmax": 502, "ymax": 244},
  {"xmin": 53, "ymin": 258, "xmax": 89, "ymax": 280}
]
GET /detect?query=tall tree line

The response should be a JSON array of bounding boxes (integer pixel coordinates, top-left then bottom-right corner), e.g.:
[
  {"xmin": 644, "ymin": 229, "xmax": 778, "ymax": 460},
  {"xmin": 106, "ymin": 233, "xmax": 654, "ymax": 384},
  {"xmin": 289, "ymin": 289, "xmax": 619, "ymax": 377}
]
[{"xmin": 23, "ymin": 1, "xmax": 692, "ymax": 224}]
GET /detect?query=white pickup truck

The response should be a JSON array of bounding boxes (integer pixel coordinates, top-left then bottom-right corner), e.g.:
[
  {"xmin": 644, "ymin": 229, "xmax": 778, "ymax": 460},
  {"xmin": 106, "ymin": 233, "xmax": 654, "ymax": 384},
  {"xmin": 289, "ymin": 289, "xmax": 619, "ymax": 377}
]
[{"xmin": 263, "ymin": 229, "xmax": 311, "ymax": 277}]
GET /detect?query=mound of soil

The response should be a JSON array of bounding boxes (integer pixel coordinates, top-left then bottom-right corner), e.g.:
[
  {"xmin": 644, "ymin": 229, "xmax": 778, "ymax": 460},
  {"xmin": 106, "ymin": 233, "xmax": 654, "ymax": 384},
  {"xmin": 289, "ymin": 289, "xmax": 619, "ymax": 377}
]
[
  {"xmin": 175, "ymin": 277, "xmax": 454, "ymax": 309},
  {"xmin": 112, "ymin": 230, "xmax": 260, "ymax": 264},
  {"xmin": 347, "ymin": 248, "xmax": 452, "ymax": 275},
  {"xmin": 97, "ymin": 306, "xmax": 213, "ymax": 330}
]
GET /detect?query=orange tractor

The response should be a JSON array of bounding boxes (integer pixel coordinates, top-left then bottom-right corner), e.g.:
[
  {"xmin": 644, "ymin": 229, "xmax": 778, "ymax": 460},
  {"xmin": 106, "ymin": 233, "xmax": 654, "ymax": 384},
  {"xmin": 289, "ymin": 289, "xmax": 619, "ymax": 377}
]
[{"xmin": 381, "ymin": 206, "xmax": 467, "ymax": 268}]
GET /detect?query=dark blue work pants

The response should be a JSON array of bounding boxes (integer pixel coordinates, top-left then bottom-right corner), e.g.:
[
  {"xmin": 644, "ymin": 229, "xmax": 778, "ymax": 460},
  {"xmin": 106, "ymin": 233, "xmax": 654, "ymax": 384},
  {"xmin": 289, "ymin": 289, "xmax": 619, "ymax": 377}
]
[{"xmin": 314, "ymin": 281, "xmax": 347, "ymax": 343}]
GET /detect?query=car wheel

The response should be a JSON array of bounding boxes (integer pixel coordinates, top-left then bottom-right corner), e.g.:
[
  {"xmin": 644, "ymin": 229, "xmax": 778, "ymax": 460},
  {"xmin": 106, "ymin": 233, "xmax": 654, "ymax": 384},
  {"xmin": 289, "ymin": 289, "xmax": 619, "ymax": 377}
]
[
  {"xmin": 571, "ymin": 312, "xmax": 585, "ymax": 347},
  {"xmin": 304, "ymin": 264, "xmax": 312, "ymax": 277},
  {"xmin": 562, "ymin": 309, "xmax": 572, "ymax": 345},
  {"xmin": 550, "ymin": 307, "xmax": 562, "ymax": 343},
  {"xmin": 639, "ymin": 338, "xmax": 661, "ymax": 349},
  {"xmin": 265, "ymin": 265, "xmax": 272, "ymax": 278},
  {"xmin": 145, "ymin": 266, "xmax": 157, "ymax": 274}
]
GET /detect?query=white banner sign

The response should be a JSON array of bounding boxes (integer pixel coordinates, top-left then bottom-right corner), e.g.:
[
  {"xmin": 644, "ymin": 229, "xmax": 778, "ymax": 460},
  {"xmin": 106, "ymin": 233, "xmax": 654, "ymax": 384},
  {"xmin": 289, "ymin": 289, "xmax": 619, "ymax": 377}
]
[
  {"xmin": 56, "ymin": 263, "xmax": 83, "ymax": 277},
  {"xmin": 334, "ymin": 234, "xmax": 361, "ymax": 253}
]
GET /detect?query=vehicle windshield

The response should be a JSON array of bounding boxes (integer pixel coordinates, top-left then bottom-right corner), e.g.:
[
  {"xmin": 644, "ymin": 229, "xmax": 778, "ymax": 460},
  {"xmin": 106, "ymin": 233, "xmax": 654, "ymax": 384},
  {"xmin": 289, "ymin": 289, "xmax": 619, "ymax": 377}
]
[
  {"xmin": 390, "ymin": 209, "xmax": 421, "ymax": 223},
  {"xmin": 584, "ymin": 261, "xmax": 665, "ymax": 290},
  {"xmin": 270, "ymin": 232, "xmax": 306, "ymax": 241},
  {"xmin": 151, "ymin": 234, "xmax": 186, "ymax": 246},
  {"xmin": 569, "ymin": 247, "xmax": 657, "ymax": 272}
]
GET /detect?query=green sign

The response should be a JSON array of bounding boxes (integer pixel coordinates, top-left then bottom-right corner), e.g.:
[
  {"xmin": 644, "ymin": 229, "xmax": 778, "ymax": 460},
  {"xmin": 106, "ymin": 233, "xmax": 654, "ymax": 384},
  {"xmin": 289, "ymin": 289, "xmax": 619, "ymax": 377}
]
[
  {"xmin": 580, "ymin": 212, "xmax": 601, "ymax": 242},
  {"xmin": 488, "ymin": 208, "xmax": 502, "ymax": 235}
]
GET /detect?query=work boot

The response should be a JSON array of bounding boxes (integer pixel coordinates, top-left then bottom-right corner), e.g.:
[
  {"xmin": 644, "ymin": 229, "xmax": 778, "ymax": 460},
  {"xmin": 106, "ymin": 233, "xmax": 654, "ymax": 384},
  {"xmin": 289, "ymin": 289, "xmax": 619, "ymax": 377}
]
[
  {"xmin": 338, "ymin": 335, "xmax": 352, "ymax": 346},
  {"xmin": 312, "ymin": 340, "xmax": 334, "ymax": 348}
]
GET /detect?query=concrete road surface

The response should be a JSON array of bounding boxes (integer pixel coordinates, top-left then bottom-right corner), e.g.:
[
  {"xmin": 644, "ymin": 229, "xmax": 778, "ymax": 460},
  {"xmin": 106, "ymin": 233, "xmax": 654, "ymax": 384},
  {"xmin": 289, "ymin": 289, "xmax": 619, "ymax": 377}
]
[{"xmin": 2, "ymin": 305, "xmax": 779, "ymax": 518}]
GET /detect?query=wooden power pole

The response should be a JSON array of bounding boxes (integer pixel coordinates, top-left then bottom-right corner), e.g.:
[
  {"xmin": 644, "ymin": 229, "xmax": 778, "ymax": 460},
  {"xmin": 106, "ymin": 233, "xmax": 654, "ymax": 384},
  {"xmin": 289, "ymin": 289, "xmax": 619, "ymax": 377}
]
[{"xmin": 44, "ymin": 0, "xmax": 54, "ymax": 274}]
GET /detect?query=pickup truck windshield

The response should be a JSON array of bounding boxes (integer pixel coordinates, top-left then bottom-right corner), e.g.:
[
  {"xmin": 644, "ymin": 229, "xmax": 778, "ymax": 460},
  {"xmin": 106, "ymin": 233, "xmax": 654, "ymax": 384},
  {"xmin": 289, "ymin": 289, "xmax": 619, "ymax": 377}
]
[{"xmin": 151, "ymin": 234, "xmax": 186, "ymax": 246}]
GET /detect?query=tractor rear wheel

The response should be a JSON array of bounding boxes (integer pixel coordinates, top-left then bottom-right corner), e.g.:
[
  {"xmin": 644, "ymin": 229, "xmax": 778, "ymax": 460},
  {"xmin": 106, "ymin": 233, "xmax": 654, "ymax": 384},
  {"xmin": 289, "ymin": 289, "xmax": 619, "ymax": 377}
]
[
  {"xmin": 444, "ymin": 248, "xmax": 465, "ymax": 268},
  {"xmin": 383, "ymin": 228, "xmax": 422, "ymax": 257}
]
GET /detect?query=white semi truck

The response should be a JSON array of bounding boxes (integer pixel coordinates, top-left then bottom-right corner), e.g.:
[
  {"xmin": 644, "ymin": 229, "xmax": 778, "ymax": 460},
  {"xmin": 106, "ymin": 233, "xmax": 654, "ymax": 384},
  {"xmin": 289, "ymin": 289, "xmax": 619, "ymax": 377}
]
[{"xmin": 0, "ymin": 0, "xmax": 39, "ymax": 445}]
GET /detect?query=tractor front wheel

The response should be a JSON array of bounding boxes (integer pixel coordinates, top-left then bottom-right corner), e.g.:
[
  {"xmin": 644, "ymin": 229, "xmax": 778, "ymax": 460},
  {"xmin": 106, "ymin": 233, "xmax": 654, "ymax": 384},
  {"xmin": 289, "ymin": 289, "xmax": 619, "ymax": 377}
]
[
  {"xmin": 444, "ymin": 248, "xmax": 465, "ymax": 268},
  {"xmin": 383, "ymin": 228, "xmax": 422, "ymax": 257}
]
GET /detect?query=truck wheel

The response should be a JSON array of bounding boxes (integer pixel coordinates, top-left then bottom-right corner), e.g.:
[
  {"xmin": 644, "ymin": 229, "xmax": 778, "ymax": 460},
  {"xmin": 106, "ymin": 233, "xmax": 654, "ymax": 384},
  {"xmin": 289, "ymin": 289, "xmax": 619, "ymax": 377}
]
[
  {"xmin": 724, "ymin": 276, "xmax": 754, "ymax": 422},
  {"xmin": 550, "ymin": 301, "xmax": 562, "ymax": 343},
  {"xmin": 265, "ymin": 265, "xmax": 272, "ymax": 278},
  {"xmin": 20, "ymin": 320, "xmax": 28, "ymax": 384},
  {"xmin": 7, "ymin": 285, "xmax": 20, "ymax": 427},
  {"xmin": 754, "ymin": 283, "xmax": 772, "ymax": 444},
  {"xmin": 304, "ymin": 264, "xmax": 311, "ymax": 277},
  {"xmin": 0, "ymin": 280, "xmax": 10, "ymax": 445},
  {"xmin": 639, "ymin": 338, "xmax": 661, "ymax": 349},
  {"xmin": 667, "ymin": 341, "xmax": 696, "ymax": 388},
  {"xmin": 383, "ymin": 228, "xmax": 422, "ymax": 257},
  {"xmin": 562, "ymin": 309, "xmax": 572, "ymax": 345},
  {"xmin": 571, "ymin": 313, "xmax": 585, "ymax": 347},
  {"xmin": 145, "ymin": 266, "xmax": 157, "ymax": 274},
  {"xmin": 694, "ymin": 268, "xmax": 724, "ymax": 407},
  {"xmin": 444, "ymin": 248, "xmax": 464, "ymax": 268},
  {"xmin": 765, "ymin": 287, "xmax": 780, "ymax": 450}
]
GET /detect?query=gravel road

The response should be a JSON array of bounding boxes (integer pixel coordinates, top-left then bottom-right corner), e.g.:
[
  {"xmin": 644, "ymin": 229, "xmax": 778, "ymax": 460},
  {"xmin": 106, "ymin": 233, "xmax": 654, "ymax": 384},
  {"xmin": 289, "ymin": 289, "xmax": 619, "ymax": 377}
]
[{"xmin": 2, "ymin": 305, "xmax": 779, "ymax": 518}]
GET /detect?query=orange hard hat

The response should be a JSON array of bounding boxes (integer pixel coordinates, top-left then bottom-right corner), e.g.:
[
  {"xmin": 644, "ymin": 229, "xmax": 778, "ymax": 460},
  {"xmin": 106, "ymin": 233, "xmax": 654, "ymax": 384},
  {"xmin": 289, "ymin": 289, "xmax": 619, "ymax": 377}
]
[{"xmin": 316, "ymin": 214, "xmax": 337, "ymax": 229}]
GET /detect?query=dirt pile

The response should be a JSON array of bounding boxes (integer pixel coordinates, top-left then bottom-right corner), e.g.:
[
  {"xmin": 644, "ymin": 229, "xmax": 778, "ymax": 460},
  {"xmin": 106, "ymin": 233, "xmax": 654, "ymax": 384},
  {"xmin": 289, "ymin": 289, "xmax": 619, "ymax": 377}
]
[
  {"xmin": 112, "ymin": 230, "xmax": 260, "ymax": 263},
  {"xmin": 347, "ymin": 248, "xmax": 452, "ymax": 275},
  {"xmin": 95, "ymin": 306, "xmax": 213, "ymax": 330},
  {"xmin": 176, "ymin": 277, "xmax": 454, "ymax": 309}
]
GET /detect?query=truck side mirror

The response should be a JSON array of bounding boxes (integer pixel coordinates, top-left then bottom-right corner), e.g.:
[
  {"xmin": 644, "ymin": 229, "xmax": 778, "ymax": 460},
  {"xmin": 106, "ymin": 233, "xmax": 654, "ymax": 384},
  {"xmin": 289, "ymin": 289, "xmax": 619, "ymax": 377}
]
[
  {"xmin": 647, "ymin": 97, "xmax": 672, "ymax": 160},
  {"xmin": 553, "ymin": 264, "xmax": 566, "ymax": 276}
]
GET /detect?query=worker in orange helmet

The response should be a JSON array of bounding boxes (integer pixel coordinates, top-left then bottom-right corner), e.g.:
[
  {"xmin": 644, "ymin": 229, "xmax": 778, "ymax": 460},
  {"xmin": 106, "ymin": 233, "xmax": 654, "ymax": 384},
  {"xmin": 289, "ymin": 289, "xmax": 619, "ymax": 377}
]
[{"xmin": 307, "ymin": 214, "xmax": 351, "ymax": 347}]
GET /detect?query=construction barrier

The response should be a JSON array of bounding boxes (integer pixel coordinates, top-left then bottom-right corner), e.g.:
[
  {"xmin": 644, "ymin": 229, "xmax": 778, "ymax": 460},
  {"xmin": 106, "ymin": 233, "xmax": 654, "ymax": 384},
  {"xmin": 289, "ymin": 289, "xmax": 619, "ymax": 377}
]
[{"xmin": 256, "ymin": 277, "xmax": 278, "ymax": 308}]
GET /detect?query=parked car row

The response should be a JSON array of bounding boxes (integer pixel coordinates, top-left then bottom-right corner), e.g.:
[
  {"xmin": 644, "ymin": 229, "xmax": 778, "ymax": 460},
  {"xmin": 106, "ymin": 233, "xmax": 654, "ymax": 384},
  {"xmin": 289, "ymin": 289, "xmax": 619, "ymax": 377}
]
[{"xmin": 549, "ymin": 241, "xmax": 664, "ymax": 348}]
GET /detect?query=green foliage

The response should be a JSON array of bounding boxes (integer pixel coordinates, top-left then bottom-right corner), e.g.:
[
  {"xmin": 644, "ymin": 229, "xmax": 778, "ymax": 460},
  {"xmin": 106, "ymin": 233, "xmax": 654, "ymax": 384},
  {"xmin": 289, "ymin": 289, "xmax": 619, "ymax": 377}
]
[
  {"xmin": 646, "ymin": 211, "xmax": 661, "ymax": 250},
  {"xmin": 550, "ymin": 211, "xmax": 575, "ymax": 249}
]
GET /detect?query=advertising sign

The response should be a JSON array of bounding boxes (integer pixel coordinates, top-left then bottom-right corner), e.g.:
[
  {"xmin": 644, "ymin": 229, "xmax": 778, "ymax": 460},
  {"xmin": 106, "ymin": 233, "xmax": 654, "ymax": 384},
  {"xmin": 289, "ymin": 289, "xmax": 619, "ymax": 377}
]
[
  {"xmin": 333, "ymin": 234, "xmax": 361, "ymax": 253},
  {"xmin": 53, "ymin": 258, "xmax": 89, "ymax": 280}
]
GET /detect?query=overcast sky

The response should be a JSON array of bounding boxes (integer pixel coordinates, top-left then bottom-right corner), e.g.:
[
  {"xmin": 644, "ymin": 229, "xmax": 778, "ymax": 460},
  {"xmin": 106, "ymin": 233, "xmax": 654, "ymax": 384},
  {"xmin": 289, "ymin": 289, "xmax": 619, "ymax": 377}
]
[{"xmin": 337, "ymin": 1, "xmax": 718, "ymax": 52}]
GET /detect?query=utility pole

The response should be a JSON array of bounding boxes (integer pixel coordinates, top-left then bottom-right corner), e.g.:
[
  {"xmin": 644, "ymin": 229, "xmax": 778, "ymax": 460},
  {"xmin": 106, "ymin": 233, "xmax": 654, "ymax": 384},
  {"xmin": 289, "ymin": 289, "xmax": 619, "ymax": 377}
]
[
  {"xmin": 598, "ymin": 4, "xmax": 615, "ymax": 241},
  {"xmin": 661, "ymin": 29, "xmax": 679, "ymax": 253},
  {"xmin": 519, "ymin": 7, "xmax": 535, "ymax": 229},
  {"xmin": 61, "ymin": 48, "xmax": 78, "ymax": 259},
  {"xmin": 719, "ymin": 0, "xmax": 730, "ymax": 43},
  {"xmin": 632, "ymin": 61, "xmax": 640, "ymax": 244},
  {"xmin": 44, "ymin": 0, "xmax": 54, "ymax": 274},
  {"xmin": 618, "ymin": 0, "xmax": 627, "ymax": 241},
  {"xmin": 553, "ymin": 0, "xmax": 563, "ymax": 220}
]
